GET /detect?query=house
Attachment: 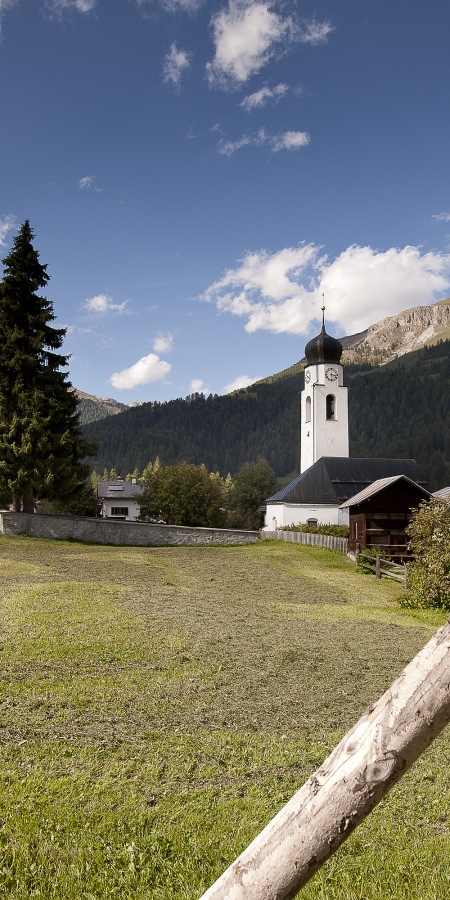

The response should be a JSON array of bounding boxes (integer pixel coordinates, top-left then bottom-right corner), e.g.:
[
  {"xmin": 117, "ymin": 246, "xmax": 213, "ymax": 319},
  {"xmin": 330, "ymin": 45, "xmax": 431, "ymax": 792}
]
[
  {"xmin": 340, "ymin": 475, "xmax": 431, "ymax": 560},
  {"xmin": 264, "ymin": 458, "xmax": 427, "ymax": 530},
  {"xmin": 97, "ymin": 479, "xmax": 144, "ymax": 521},
  {"xmin": 263, "ymin": 310, "xmax": 428, "ymax": 530}
]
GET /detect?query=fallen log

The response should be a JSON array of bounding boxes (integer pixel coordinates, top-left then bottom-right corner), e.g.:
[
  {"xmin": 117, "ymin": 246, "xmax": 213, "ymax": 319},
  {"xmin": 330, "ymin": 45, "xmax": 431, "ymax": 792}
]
[{"xmin": 200, "ymin": 617, "xmax": 450, "ymax": 900}]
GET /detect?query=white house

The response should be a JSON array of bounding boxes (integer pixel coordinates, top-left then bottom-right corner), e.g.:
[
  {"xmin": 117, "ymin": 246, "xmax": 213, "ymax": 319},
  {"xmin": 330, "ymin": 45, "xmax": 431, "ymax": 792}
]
[{"xmin": 97, "ymin": 479, "xmax": 144, "ymax": 521}]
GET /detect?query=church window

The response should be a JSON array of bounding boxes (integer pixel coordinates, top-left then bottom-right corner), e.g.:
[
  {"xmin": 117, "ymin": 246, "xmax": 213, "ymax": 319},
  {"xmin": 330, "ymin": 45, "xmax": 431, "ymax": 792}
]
[
  {"xmin": 305, "ymin": 396, "xmax": 311, "ymax": 423},
  {"xmin": 326, "ymin": 394, "xmax": 335, "ymax": 420}
]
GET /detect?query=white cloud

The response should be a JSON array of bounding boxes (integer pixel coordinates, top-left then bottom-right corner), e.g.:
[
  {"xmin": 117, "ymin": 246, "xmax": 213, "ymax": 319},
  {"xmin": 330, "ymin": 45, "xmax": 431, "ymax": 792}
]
[
  {"xmin": 0, "ymin": 0, "xmax": 17, "ymax": 37},
  {"xmin": 0, "ymin": 213, "xmax": 16, "ymax": 247},
  {"xmin": 206, "ymin": 0, "xmax": 294, "ymax": 88},
  {"xmin": 152, "ymin": 332, "xmax": 173, "ymax": 353},
  {"xmin": 217, "ymin": 127, "xmax": 310, "ymax": 155},
  {"xmin": 223, "ymin": 374, "xmax": 262, "ymax": 392},
  {"xmin": 189, "ymin": 378, "xmax": 205, "ymax": 393},
  {"xmin": 83, "ymin": 294, "xmax": 129, "ymax": 314},
  {"xmin": 240, "ymin": 82, "xmax": 288, "ymax": 111},
  {"xmin": 299, "ymin": 18, "xmax": 333, "ymax": 45},
  {"xmin": 206, "ymin": 2, "xmax": 332, "ymax": 88},
  {"xmin": 110, "ymin": 353, "xmax": 171, "ymax": 390},
  {"xmin": 201, "ymin": 243, "xmax": 450, "ymax": 336},
  {"xmin": 431, "ymin": 212, "xmax": 450, "ymax": 223},
  {"xmin": 78, "ymin": 175, "xmax": 102, "ymax": 191},
  {"xmin": 270, "ymin": 130, "xmax": 310, "ymax": 151},
  {"xmin": 162, "ymin": 43, "xmax": 192, "ymax": 90},
  {"xmin": 45, "ymin": 0, "xmax": 96, "ymax": 14}
]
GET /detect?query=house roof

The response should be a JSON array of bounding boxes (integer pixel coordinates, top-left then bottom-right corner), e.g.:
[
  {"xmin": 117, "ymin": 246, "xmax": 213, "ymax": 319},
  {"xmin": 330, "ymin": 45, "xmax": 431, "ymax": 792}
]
[
  {"xmin": 97, "ymin": 480, "xmax": 144, "ymax": 499},
  {"xmin": 433, "ymin": 486, "xmax": 450, "ymax": 501},
  {"xmin": 339, "ymin": 475, "xmax": 431, "ymax": 509},
  {"xmin": 266, "ymin": 457, "xmax": 427, "ymax": 505}
]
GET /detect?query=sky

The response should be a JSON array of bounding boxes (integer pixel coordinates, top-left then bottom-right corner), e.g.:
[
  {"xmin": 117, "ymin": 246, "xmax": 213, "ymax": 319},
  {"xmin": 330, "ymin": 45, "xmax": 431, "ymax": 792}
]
[{"xmin": 1, "ymin": 0, "xmax": 450, "ymax": 402}]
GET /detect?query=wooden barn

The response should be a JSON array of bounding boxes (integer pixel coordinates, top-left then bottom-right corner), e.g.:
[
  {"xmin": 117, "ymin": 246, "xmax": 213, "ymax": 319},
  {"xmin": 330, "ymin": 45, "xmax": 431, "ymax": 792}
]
[{"xmin": 340, "ymin": 475, "xmax": 431, "ymax": 560}]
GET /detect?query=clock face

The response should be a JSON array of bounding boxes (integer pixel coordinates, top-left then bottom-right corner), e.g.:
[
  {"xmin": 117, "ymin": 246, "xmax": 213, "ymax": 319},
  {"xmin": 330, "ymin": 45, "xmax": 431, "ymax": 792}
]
[
  {"xmin": 305, "ymin": 370, "xmax": 311, "ymax": 384},
  {"xmin": 325, "ymin": 366, "xmax": 338, "ymax": 382}
]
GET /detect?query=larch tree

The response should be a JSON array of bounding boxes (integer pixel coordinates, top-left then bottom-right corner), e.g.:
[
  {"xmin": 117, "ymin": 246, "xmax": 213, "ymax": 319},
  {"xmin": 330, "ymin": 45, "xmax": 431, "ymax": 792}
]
[{"xmin": 0, "ymin": 221, "xmax": 97, "ymax": 513}]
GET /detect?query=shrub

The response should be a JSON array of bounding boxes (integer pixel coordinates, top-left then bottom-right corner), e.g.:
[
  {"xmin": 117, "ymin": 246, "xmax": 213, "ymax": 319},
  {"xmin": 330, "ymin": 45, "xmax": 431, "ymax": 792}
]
[
  {"xmin": 281, "ymin": 524, "xmax": 349, "ymax": 538},
  {"xmin": 401, "ymin": 497, "xmax": 450, "ymax": 610}
]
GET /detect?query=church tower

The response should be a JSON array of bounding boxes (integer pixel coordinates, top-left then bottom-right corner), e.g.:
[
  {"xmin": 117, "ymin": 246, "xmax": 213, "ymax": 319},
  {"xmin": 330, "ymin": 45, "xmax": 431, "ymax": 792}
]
[{"xmin": 300, "ymin": 313, "xmax": 349, "ymax": 473}]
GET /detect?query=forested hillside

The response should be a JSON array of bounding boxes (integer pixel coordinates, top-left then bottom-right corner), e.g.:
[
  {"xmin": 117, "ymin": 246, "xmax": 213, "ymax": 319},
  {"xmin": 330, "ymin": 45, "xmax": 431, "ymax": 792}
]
[{"xmin": 83, "ymin": 340, "xmax": 450, "ymax": 491}]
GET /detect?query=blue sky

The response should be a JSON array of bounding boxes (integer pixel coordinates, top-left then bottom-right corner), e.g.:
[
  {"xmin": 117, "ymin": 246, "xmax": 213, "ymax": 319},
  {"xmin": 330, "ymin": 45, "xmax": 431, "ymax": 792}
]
[{"xmin": 1, "ymin": 0, "xmax": 450, "ymax": 401}]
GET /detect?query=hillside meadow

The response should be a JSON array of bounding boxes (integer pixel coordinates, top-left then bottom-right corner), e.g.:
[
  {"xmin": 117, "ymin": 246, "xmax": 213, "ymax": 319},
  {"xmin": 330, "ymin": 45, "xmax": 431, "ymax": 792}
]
[{"xmin": 0, "ymin": 535, "xmax": 449, "ymax": 899}]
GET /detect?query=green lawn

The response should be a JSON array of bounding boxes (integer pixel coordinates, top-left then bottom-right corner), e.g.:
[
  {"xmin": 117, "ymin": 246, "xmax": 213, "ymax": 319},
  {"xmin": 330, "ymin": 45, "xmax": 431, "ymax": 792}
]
[{"xmin": 0, "ymin": 536, "xmax": 449, "ymax": 899}]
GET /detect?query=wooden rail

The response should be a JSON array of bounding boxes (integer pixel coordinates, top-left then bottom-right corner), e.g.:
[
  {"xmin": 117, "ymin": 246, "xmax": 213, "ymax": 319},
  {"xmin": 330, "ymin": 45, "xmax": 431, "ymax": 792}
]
[
  {"xmin": 356, "ymin": 551, "xmax": 407, "ymax": 584},
  {"xmin": 199, "ymin": 617, "xmax": 450, "ymax": 900}
]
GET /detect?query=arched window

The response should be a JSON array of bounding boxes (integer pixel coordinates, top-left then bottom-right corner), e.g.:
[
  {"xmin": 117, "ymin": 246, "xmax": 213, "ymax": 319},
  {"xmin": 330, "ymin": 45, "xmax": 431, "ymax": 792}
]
[
  {"xmin": 326, "ymin": 394, "xmax": 335, "ymax": 420},
  {"xmin": 305, "ymin": 396, "xmax": 311, "ymax": 423}
]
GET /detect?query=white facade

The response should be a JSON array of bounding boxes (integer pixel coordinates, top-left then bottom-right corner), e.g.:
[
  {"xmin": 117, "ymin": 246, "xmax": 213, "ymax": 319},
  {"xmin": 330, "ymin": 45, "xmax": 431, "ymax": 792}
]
[
  {"xmin": 300, "ymin": 362, "xmax": 349, "ymax": 473},
  {"xmin": 266, "ymin": 502, "xmax": 349, "ymax": 530}
]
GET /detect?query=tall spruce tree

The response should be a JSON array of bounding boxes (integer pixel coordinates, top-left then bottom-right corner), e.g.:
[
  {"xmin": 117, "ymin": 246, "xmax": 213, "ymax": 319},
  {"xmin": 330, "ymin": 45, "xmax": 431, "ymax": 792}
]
[{"xmin": 0, "ymin": 221, "xmax": 96, "ymax": 513}]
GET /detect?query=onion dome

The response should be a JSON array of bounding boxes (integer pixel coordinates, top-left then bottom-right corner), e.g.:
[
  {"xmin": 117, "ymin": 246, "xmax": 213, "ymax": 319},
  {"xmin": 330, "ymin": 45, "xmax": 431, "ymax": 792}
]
[{"xmin": 305, "ymin": 325, "xmax": 343, "ymax": 366}]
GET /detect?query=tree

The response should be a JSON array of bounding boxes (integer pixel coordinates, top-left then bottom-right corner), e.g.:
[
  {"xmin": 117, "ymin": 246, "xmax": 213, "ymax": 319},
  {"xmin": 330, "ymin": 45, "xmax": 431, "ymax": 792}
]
[
  {"xmin": 230, "ymin": 457, "xmax": 277, "ymax": 529},
  {"xmin": 404, "ymin": 497, "xmax": 450, "ymax": 610},
  {"xmin": 138, "ymin": 461, "xmax": 226, "ymax": 527},
  {"xmin": 0, "ymin": 221, "xmax": 96, "ymax": 513}
]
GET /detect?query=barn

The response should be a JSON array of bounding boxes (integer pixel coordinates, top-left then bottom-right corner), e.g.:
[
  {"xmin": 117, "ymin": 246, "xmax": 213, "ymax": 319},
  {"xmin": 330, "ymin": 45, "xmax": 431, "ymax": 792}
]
[{"xmin": 340, "ymin": 475, "xmax": 431, "ymax": 560}]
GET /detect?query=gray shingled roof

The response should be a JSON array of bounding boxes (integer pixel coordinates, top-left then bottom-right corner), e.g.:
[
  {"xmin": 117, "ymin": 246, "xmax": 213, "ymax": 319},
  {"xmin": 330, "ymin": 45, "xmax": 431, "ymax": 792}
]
[
  {"xmin": 97, "ymin": 480, "xmax": 144, "ymax": 499},
  {"xmin": 339, "ymin": 475, "xmax": 430, "ymax": 509},
  {"xmin": 433, "ymin": 486, "xmax": 450, "ymax": 501},
  {"xmin": 266, "ymin": 457, "xmax": 427, "ymax": 505}
]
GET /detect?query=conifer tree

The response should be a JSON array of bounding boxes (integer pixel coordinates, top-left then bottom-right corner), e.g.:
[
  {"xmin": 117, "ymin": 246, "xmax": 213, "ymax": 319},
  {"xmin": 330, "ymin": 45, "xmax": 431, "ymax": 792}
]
[{"xmin": 0, "ymin": 221, "xmax": 96, "ymax": 512}]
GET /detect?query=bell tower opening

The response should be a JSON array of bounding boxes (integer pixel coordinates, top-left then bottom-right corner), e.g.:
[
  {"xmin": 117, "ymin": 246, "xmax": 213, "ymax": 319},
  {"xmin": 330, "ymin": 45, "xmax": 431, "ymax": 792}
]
[
  {"xmin": 305, "ymin": 396, "xmax": 311, "ymax": 423},
  {"xmin": 326, "ymin": 394, "xmax": 335, "ymax": 420}
]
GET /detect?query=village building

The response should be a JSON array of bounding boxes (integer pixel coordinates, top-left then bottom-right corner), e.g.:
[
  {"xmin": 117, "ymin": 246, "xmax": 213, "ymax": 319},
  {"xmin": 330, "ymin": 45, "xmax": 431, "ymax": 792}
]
[
  {"xmin": 340, "ymin": 474, "xmax": 431, "ymax": 560},
  {"xmin": 97, "ymin": 479, "xmax": 143, "ymax": 521},
  {"xmin": 264, "ymin": 312, "xmax": 428, "ymax": 530}
]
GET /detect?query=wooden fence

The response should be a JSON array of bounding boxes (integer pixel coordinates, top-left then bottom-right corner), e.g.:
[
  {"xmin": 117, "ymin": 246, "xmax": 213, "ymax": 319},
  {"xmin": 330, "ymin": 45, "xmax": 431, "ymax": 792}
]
[
  {"xmin": 357, "ymin": 551, "xmax": 407, "ymax": 585},
  {"xmin": 199, "ymin": 617, "xmax": 450, "ymax": 899},
  {"xmin": 262, "ymin": 530, "xmax": 348, "ymax": 554}
]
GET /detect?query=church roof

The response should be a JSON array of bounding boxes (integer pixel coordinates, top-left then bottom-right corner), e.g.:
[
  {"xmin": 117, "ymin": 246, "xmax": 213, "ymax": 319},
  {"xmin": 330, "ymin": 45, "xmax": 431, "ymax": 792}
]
[
  {"xmin": 304, "ymin": 326, "xmax": 343, "ymax": 366},
  {"xmin": 339, "ymin": 475, "xmax": 431, "ymax": 509},
  {"xmin": 266, "ymin": 457, "xmax": 428, "ymax": 505}
]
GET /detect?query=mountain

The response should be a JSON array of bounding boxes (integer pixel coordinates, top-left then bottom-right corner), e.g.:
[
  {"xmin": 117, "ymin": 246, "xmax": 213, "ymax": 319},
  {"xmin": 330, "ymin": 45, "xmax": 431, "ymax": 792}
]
[
  {"xmin": 82, "ymin": 335, "xmax": 450, "ymax": 492},
  {"xmin": 71, "ymin": 389, "xmax": 128, "ymax": 425},
  {"xmin": 340, "ymin": 298, "xmax": 450, "ymax": 367}
]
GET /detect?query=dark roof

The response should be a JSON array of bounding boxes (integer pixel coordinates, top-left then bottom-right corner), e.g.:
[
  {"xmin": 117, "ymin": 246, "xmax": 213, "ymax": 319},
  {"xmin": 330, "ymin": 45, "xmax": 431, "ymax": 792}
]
[
  {"xmin": 266, "ymin": 457, "xmax": 428, "ymax": 505},
  {"xmin": 305, "ymin": 326, "xmax": 343, "ymax": 366},
  {"xmin": 97, "ymin": 480, "xmax": 144, "ymax": 499},
  {"xmin": 339, "ymin": 475, "xmax": 431, "ymax": 509}
]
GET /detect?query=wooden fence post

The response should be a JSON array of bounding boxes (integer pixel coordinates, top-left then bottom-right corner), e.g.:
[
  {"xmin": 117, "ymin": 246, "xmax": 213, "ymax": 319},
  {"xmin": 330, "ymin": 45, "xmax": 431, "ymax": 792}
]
[
  {"xmin": 199, "ymin": 617, "xmax": 450, "ymax": 900},
  {"xmin": 375, "ymin": 554, "xmax": 381, "ymax": 579}
]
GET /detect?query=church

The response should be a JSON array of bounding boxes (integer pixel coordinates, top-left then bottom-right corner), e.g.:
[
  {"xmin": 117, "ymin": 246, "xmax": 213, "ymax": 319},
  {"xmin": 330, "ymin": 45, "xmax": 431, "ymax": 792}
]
[{"xmin": 263, "ymin": 316, "xmax": 427, "ymax": 530}]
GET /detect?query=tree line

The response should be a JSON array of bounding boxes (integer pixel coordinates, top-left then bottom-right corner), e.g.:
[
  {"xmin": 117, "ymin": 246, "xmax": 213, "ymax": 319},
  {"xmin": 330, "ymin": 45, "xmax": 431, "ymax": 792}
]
[{"xmin": 84, "ymin": 341, "xmax": 450, "ymax": 492}]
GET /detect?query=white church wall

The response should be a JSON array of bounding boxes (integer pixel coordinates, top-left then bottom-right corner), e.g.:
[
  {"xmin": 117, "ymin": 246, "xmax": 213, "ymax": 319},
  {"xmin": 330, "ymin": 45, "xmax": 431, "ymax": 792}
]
[{"xmin": 264, "ymin": 503, "xmax": 345, "ymax": 530}]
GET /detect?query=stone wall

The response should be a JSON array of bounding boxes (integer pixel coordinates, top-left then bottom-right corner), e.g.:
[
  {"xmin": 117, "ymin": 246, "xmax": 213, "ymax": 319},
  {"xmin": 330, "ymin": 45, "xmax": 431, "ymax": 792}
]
[{"xmin": 0, "ymin": 512, "xmax": 260, "ymax": 547}]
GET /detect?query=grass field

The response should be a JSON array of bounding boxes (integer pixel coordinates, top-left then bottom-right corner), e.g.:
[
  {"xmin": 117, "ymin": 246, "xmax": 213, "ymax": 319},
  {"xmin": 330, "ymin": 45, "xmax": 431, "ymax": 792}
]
[{"xmin": 0, "ymin": 535, "xmax": 449, "ymax": 899}]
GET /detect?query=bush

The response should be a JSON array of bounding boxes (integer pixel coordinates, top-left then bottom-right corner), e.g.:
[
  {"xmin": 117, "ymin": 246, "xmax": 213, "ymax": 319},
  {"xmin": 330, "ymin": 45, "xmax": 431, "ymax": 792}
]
[
  {"xmin": 281, "ymin": 524, "xmax": 349, "ymax": 537},
  {"xmin": 401, "ymin": 497, "xmax": 450, "ymax": 610},
  {"xmin": 138, "ymin": 462, "xmax": 226, "ymax": 528}
]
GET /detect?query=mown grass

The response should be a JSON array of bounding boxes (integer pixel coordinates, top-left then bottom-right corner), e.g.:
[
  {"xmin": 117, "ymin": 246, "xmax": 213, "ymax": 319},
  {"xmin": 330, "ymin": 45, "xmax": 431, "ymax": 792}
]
[{"xmin": 0, "ymin": 536, "xmax": 449, "ymax": 898}]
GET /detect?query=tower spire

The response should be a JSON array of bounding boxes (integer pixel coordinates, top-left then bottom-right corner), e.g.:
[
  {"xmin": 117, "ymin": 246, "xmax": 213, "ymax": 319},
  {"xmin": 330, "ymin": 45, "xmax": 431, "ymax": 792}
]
[{"xmin": 321, "ymin": 293, "xmax": 325, "ymax": 330}]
